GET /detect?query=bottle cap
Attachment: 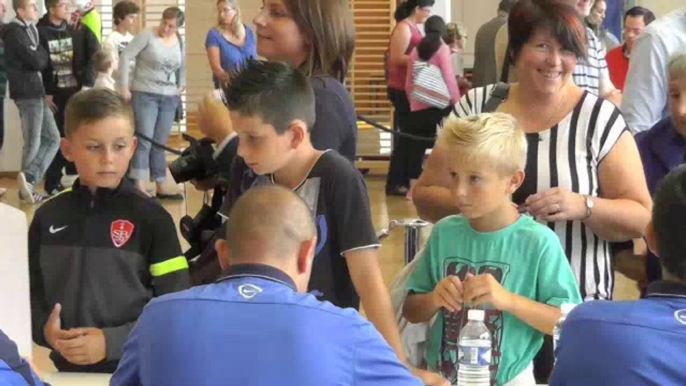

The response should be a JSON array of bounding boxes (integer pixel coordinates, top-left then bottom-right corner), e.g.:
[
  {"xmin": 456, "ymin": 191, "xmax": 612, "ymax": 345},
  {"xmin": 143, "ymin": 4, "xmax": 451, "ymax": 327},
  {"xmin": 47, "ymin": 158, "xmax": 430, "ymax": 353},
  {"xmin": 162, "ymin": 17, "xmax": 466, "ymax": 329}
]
[
  {"xmin": 560, "ymin": 303, "xmax": 577, "ymax": 316},
  {"xmin": 468, "ymin": 309, "xmax": 485, "ymax": 322}
]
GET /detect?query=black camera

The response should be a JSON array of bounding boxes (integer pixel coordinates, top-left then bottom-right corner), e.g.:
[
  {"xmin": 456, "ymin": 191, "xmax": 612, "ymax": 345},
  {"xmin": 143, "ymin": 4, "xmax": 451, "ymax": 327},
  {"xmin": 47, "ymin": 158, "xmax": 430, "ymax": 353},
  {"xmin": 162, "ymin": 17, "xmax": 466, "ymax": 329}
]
[
  {"xmin": 169, "ymin": 134, "xmax": 218, "ymax": 184},
  {"xmin": 180, "ymin": 203, "xmax": 223, "ymax": 251}
]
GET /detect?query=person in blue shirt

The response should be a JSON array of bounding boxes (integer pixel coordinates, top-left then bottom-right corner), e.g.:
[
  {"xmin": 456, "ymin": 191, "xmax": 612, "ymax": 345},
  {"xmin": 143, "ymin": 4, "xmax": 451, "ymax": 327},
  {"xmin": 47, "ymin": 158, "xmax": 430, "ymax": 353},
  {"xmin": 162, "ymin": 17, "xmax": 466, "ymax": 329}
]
[
  {"xmin": 0, "ymin": 329, "xmax": 45, "ymax": 386},
  {"xmin": 111, "ymin": 185, "xmax": 423, "ymax": 386},
  {"xmin": 205, "ymin": 0, "xmax": 256, "ymax": 89},
  {"xmin": 550, "ymin": 165, "xmax": 686, "ymax": 386}
]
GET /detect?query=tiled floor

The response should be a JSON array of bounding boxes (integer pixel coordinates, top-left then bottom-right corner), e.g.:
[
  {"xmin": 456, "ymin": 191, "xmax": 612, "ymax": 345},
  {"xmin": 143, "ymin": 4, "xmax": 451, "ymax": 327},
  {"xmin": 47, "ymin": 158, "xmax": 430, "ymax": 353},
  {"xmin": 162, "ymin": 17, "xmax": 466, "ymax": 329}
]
[{"xmin": 0, "ymin": 170, "xmax": 639, "ymax": 373}]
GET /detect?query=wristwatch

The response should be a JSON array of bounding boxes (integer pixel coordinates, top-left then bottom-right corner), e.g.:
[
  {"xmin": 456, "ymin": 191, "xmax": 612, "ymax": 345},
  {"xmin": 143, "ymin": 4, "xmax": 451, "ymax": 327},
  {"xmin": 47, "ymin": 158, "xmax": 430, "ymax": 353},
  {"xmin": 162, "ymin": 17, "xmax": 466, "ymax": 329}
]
[{"xmin": 583, "ymin": 195, "xmax": 595, "ymax": 220}]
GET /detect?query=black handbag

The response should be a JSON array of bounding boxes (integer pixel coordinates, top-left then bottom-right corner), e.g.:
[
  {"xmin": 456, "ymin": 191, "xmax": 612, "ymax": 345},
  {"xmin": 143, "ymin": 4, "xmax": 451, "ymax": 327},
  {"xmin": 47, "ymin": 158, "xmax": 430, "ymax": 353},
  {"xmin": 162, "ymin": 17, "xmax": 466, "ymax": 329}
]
[{"xmin": 174, "ymin": 97, "xmax": 184, "ymax": 122}]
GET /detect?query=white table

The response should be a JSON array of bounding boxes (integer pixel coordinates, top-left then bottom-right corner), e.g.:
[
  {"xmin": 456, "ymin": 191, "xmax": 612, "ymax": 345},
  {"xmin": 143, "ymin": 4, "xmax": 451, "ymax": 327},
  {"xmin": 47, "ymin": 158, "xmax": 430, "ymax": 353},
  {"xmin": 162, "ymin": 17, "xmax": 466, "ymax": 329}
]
[{"xmin": 41, "ymin": 372, "xmax": 112, "ymax": 386}]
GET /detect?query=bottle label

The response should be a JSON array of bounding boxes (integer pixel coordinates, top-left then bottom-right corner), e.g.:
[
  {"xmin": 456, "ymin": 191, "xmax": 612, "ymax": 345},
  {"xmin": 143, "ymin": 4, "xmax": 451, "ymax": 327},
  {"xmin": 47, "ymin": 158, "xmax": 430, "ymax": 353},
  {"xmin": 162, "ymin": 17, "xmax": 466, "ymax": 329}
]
[{"xmin": 458, "ymin": 345, "xmax": 492, "ymax": 366}]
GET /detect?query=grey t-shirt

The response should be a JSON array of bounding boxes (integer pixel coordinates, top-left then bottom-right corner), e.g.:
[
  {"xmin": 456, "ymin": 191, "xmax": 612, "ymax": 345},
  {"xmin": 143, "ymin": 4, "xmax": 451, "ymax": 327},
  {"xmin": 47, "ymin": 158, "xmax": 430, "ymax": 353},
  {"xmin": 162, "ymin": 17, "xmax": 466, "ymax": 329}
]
[{"xmin": 119, "ymin": 28, "xmax": 185, "ymax": 96}]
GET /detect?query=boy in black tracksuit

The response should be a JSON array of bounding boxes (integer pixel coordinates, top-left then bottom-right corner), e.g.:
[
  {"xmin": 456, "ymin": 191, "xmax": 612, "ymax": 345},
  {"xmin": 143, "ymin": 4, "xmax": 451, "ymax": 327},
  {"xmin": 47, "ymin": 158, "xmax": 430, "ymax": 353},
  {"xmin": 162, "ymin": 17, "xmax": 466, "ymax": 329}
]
[
  {"xmin": 38, "ymin": 0, "xmax": 80, "ymax": 194},
  {"xmin": 29, "ymin": 89, "xmax": 190, "ymax": 373}
]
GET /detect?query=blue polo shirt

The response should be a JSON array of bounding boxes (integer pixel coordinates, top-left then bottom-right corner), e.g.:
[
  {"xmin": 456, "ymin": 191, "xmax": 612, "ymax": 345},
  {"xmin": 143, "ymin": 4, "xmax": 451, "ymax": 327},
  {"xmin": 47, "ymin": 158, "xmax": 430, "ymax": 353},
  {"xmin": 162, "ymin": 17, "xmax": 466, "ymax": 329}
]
[
  {"xmin": 111, "ymin": 264, "xmax": 422, "ymax": 386},
  {"xmin": 0, "ymin": 329, "xmax": 45, "ymax": 386},
  {"xmin": 550, "ymin": 281, "xmax": 686, "ymax": 386}
]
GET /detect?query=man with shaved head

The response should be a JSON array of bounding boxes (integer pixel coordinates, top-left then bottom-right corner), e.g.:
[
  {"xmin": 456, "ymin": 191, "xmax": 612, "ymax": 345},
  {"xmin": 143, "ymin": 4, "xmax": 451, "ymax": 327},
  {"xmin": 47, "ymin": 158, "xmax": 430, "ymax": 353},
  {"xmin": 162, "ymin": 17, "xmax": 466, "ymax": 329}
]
[{"xmin": 111, "ymin": 185, "xmax": 422, "ymax": 386}]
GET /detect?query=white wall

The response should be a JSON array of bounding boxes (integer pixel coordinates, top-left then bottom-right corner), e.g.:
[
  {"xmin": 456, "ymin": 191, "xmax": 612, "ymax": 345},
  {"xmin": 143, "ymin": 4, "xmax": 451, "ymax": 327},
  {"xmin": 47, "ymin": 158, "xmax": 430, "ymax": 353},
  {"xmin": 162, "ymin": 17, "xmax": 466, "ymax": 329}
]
[
  {"xmin": 635, "ymin": 0, "xmax": 683, "ymax": 18},
  {"xmin": 0, "ymin": 204, "xmax": 31, "ymax": 358},
  {"xmin": 432, "ymin": 0, "xmax": 451, "ymax": 23},
  {"xmin": 452, "ymin": 0, "xmax": 500, "ymax": 68}
]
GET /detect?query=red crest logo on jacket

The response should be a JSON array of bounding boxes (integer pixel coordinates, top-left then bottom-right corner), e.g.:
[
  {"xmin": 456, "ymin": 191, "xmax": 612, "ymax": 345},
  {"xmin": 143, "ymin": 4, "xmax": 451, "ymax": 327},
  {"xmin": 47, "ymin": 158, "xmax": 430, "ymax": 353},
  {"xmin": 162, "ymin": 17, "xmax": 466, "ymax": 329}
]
[{"xmin": 111, "ymin": 220, "xmax": 135, "ymax": 248}]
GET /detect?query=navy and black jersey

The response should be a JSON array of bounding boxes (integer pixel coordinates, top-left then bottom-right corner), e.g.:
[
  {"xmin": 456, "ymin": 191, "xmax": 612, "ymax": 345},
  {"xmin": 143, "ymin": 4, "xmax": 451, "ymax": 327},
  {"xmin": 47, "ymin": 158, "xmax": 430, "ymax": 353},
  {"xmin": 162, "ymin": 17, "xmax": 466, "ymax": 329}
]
[{"xmin": 29, "ymin": 179, "xmax": 189, "ymax": 373}]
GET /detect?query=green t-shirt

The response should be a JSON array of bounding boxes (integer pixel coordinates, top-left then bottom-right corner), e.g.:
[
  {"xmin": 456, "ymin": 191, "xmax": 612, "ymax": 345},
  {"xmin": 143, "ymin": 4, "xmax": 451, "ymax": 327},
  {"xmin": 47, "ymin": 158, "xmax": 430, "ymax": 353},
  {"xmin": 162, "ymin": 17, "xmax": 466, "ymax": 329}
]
[{"xmin": 406, "ymin": 214, "xmax": 581, "ymax": 385}]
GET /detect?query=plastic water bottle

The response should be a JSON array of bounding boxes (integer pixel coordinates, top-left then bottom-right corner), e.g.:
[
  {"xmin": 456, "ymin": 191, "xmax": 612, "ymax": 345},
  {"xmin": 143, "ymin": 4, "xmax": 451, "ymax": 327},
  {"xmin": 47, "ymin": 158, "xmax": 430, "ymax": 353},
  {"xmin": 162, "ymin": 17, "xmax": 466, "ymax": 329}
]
[
  {"xmin": 553, "ymin": 303, "xmax": 577, "ymax": 359},
  {"xmin": 457, "ymin": 309, "xmax": 491, "ymax": 386}
]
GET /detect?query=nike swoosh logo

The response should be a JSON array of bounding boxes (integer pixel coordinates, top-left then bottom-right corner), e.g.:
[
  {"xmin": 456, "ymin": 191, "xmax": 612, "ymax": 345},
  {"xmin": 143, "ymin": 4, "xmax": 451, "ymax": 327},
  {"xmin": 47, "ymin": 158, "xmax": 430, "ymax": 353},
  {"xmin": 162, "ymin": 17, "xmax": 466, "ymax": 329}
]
[{"xmin": 49, "ymin": 225, "xmax": 68, "ymax": 234}]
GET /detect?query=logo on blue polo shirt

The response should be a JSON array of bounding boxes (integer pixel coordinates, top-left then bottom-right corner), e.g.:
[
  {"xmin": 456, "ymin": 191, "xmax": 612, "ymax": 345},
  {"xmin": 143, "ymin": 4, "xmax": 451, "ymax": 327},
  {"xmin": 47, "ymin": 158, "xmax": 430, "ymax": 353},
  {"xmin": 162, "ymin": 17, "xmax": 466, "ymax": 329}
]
[
  {"xmin": 675, "ymin": 310, "xmax": 686, "ymax": 325},
  {"xmin": 239, "ymin": 284, "xmax": 263, "ymax": 299}
]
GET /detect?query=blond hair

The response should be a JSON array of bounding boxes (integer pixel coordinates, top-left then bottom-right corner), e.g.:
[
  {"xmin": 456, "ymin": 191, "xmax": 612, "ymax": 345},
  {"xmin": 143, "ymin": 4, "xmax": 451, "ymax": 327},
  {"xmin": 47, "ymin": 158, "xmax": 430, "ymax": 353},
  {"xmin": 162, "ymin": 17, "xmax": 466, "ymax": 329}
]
[
  {"xmin": 669, "ymin": 53, "xmax": 686, "ymax": 82},
  {"xmin": 438, "ymin": 113, "xmax": 527, "ymax": 175},
  {"xmin": 217, "ymin": 0, "xmax": 244, "ymax": 40},
  {"xmin": 94, "ymin": 49, "xmax": 114, "ymax": 73}
]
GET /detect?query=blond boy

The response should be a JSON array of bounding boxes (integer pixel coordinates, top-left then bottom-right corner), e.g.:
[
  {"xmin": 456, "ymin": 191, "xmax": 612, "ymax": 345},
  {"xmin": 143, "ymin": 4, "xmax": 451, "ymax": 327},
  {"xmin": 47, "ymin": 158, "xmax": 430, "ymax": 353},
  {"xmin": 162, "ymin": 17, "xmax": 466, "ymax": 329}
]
[{"xmin": 403, "ymin": 113, "xmax": 581, "ymax": 385}]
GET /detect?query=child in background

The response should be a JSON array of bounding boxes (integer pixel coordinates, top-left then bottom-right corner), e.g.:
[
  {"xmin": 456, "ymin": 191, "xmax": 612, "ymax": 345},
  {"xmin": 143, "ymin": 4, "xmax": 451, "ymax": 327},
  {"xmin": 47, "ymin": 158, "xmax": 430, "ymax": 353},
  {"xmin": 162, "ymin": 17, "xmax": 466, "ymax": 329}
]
[
  {"xmin": 444, "ymin": 22, "xmax": 471, "ymax": 95},
  {"xmin": 403, "ymin": 113, "xmax": 581, "ymax": 385},
  {"xmin": 94, "ymin": 49, "xmax": 117, "ymax": 90}
]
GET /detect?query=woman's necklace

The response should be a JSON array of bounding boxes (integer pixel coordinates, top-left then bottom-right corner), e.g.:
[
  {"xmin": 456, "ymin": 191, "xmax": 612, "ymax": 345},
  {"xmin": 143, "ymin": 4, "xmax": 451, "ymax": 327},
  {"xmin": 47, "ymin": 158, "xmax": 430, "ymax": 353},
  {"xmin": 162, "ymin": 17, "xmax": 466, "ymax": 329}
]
[{"xmin": 512, "ymin": 84, "xmax": 568, "ymax": 133}]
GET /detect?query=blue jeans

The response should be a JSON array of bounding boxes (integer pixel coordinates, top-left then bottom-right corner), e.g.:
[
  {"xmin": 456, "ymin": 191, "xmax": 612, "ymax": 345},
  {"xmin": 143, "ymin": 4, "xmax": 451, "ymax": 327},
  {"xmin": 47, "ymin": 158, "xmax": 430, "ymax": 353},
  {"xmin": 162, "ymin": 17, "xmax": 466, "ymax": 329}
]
[
  {"xmin": 14, "ymin": 98, "xmax": 60, "ymax": 183},
  {"xmin": 130, "ymin": 91, "xmax": 179, "ymax": 182}
]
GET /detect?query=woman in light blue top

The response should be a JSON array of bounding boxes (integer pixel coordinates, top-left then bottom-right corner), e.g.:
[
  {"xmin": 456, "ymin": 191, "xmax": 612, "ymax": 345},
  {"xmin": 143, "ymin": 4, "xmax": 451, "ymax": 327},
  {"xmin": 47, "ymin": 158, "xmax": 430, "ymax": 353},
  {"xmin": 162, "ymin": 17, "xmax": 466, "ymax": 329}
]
[
  {"xmin": 205, "ymin": 0, "xmax": 256, "ymax": 89},
  {"xmin": 119, "ymin": 7, "xmax": 185, "ymax": 198}
]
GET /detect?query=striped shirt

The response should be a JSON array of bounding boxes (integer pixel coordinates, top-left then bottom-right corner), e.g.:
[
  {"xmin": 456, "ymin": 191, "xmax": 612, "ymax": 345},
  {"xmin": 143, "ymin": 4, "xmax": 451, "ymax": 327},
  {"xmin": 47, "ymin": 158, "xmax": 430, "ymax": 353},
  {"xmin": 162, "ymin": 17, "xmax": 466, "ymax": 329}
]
[
  {"xmin": 452, "ymin": 84, "xmax": 628, "ymax": 300},
  {"xmin": 573, "ymin": 27, "xmax": 610, "ymax": 95}
]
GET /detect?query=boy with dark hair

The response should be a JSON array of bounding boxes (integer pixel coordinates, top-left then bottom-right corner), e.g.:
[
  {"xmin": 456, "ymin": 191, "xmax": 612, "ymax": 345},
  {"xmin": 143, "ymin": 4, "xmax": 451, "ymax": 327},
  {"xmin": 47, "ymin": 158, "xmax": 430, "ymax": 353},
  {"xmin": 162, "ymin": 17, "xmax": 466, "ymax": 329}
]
[
  {"xmin": 29, "ymin": 88, "xmax": 190, "ymax": 373},
  {"xmin": 104, "ymin": 0, "xmax": 138, "ymax": 90},
  {"xmin": 2, "ymin": 0, "xmax": 60, "ymax": 203},
  {"xmin": 38, "ymin": 0, "xmax": 80, "ymax": 195},
  {"xmin": 216, "ymin": 60, "xmax": 442, "ymax": 383},
  {"xmin": 551, "ymin": 165, "xmax": 686, "ymax": 385},
  {"xmin": 105, "ymin": 0, "xmax": 138, "ymax": 54}
]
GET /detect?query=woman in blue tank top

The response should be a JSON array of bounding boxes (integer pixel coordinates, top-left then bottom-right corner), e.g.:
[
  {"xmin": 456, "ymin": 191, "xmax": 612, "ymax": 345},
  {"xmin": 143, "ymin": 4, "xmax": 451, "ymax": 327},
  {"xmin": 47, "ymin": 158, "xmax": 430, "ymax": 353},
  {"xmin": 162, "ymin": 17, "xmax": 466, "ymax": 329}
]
[{"xmin": 205, "ymin": 0, "xmax": 256, "ymax": 89}]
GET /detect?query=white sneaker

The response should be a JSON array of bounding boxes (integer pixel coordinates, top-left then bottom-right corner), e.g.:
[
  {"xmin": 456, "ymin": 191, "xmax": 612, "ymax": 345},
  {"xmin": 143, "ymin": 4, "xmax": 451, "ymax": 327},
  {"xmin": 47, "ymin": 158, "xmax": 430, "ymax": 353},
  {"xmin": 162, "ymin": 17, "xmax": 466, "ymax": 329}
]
[{"xmin": 17, "ymin": 172, "xmax": 45, "ymax": 204}]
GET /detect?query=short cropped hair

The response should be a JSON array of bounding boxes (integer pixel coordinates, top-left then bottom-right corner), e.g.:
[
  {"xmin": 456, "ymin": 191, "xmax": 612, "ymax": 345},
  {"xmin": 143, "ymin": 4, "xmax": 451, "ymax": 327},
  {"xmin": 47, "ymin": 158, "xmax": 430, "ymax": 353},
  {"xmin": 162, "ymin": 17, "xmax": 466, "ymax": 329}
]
[
  {"xmin": 223, "ymin": 60, "xmax": 316, "ymax": 135},
  {"xmin": 13, "ymin": 0, "xmax": 30, "ymax": 11},
  {"xmin": 653, "ymin": 166, "xmax": 686, "ymax": 280},
  {"xmin": 162, "ymin": 6, "xmax": 185, "ymax": 28},
  {"xmin": 113, "ymin": 0, "xmax": 140, "ymax": 26},
  {"xmin": 65, "ymin": 89, "xmax": 134, "ymax": 138},
  {"xmin": 94, "ymin": 50, "xmax": 114, "ymax": 73},
  {"xmin": 226, "ymin": 185, "xmax": 316, "ymax": 261},
  {"xmin": 45, "ymin": 0, "xmax": 59, "ymax": 9},
  {"xmin": 668, "ymin": 53, "xmax": 686, "ymax": 82},
  {"xmin": 439, "ymin": 113, "xmax": 527, "ymax": 175},
  {"xmin": 624, "ymin": 6, "xmax": 656, "ymax": 26},
  {"xmin": 508, "ymin": 0, "xmax": 587, "ymax": 62}
]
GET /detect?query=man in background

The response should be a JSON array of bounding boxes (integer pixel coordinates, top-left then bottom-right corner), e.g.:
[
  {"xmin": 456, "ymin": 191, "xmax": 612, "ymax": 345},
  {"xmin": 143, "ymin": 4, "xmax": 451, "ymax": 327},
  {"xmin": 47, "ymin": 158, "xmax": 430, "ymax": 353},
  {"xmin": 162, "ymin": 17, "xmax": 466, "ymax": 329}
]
[
  {"xmin": 471, "ymin": 0, "xmax": 517, "ymax": 87},
  {"xmin": 622, "ymin": 7, "xmax": 686, "ymax": 134},
  {"xmin": 605, "ymin": 6, "xmax": 655, "ymax": 92}
]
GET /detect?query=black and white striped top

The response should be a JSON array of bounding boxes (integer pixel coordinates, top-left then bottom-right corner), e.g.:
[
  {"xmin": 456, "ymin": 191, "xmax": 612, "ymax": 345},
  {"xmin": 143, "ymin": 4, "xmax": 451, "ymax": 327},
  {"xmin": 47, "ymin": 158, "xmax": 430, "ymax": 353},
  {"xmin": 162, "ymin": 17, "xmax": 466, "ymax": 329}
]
[
  {"xmin": 452, "ymin": 85, "xmax": 628, "ymax": 300},
  {"xmin": 573, "ymin": 27, "xmax": 610, "ymax": 95}
]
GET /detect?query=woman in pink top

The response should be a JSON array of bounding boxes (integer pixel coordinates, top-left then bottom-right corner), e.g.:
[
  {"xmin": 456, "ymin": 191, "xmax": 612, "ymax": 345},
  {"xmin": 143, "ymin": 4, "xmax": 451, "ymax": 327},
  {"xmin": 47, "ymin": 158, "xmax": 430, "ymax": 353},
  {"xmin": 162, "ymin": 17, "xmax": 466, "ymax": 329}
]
[
  {"xmin": 386, "ymin": 0, "xmax": 433, "ymax": 197},
  {"xmin": 404, "ymin": 15, "xmax": 459, "ymax": 199}
]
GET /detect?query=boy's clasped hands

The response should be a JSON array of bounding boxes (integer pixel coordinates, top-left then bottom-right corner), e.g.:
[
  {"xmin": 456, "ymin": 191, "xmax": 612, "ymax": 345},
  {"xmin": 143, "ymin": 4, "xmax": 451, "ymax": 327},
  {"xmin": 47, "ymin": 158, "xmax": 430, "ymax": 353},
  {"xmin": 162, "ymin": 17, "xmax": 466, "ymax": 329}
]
[
  {"xmin": 430, "ymin": 273, "xmax": 513, "ymax": 313},
  {"xmin": 43, "ymin": 304, "xmax": 107, "ymax": 365}
]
